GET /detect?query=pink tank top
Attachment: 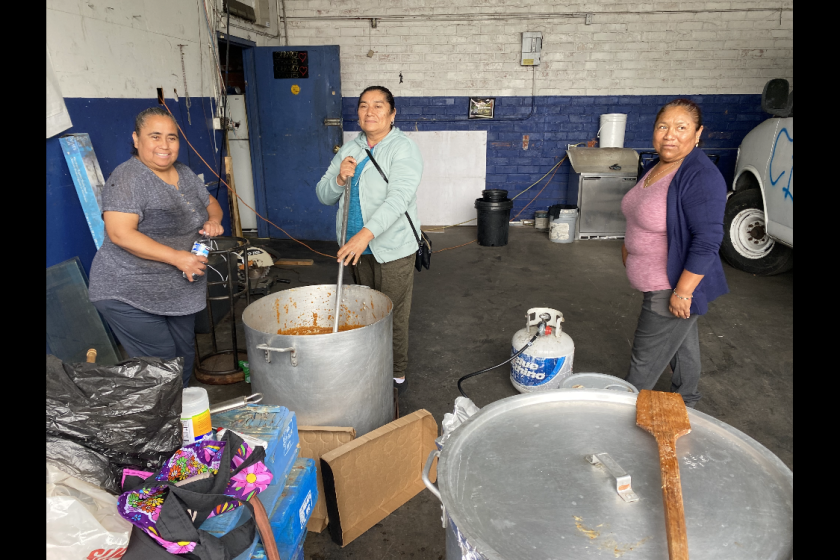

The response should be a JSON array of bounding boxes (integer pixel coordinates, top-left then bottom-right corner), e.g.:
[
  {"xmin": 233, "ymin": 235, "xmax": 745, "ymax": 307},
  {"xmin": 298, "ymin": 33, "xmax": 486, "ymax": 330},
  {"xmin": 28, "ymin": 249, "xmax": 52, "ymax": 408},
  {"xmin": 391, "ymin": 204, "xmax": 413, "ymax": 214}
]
[{"xmin": 621, "ymin": 168, "xmax": 677, "ymax": 292}]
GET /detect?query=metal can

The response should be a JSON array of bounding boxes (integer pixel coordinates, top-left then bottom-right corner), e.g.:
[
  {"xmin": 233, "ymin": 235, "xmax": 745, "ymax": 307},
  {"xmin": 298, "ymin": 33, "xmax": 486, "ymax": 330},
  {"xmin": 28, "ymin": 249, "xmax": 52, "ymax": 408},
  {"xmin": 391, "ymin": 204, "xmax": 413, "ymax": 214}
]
[{"xmin": 534, "ymin": 210, "xmax": 549, "ymax": 230}]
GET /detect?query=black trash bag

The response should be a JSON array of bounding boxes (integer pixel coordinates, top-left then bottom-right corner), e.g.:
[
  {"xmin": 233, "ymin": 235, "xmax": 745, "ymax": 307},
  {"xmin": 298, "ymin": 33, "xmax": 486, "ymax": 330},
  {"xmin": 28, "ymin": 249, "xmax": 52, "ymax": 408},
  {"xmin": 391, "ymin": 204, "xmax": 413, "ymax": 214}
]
[{"xmin": 46, "ymin": 354, "xmax": 183, "ymax": 494}]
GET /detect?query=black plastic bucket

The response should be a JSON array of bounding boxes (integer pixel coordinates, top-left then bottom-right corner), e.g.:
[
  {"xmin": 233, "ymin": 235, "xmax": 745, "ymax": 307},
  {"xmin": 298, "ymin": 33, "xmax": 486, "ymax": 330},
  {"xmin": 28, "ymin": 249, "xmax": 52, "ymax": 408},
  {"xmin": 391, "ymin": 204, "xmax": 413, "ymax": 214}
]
[
  {"xmin": 482, "ymin": 189, "xmax": 509, "ymax": 202},
  {"xmin": 475, "ymin": 198, "xmax": 514, "ymax": 247}
]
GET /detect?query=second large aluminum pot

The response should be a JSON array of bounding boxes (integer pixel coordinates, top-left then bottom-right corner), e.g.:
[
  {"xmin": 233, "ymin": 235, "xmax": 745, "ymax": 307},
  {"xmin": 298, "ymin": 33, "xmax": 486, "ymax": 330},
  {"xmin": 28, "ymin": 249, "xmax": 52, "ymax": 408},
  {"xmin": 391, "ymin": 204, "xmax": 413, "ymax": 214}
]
[
  {"xmin": 423, "ymin": 390, "xmax": 793, "ymax": 560},
  {"xmin": 242, "ymin": 284, "xmax": 393, "ymax": 436}
]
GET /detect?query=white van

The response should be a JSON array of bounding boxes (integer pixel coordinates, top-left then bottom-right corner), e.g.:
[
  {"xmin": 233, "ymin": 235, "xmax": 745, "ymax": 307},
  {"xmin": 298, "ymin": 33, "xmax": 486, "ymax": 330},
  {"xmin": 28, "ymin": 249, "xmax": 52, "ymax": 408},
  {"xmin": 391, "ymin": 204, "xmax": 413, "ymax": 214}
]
[{"xmin": 721, "ymin": 79, "xmax": 793, "ymax": 275}]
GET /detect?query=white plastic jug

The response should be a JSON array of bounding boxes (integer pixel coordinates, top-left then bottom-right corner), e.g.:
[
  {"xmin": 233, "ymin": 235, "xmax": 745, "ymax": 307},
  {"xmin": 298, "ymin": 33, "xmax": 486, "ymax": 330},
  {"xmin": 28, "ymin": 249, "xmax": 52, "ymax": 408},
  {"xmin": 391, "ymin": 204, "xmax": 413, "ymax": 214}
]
[
  {"xmin": 598, "ymin": 113, "xmax": 628, "ymax": 148},
  {"xmin": 181, "ymin": 387, "xmax": 212, "ymax": 445}
]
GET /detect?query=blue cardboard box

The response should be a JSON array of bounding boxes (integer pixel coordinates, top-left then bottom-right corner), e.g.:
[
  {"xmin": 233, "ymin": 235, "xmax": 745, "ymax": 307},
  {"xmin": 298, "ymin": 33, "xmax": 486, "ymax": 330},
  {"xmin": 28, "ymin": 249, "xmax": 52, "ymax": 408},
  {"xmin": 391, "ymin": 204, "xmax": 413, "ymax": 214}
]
[
  {"xmin": 207, "ymin": 448, "xmax": 300, "ymax": 560},
  {"xmin": 201, "ymin": 404, "xmax": 300, "ymax": 550},
  {"xmin": 211, "ymin": 404, "xmax": 299, "ymax": 477},
  {"xmin": 250, "ymin": 535, "xmax": 305, "ymax": 560},
  {"xmin": 239, "ymin": 458, "xmax": 315, "ymax": 560},
  {"xmin": 269, "ymin": 458, "xmax": 318, "ymax": 548}
]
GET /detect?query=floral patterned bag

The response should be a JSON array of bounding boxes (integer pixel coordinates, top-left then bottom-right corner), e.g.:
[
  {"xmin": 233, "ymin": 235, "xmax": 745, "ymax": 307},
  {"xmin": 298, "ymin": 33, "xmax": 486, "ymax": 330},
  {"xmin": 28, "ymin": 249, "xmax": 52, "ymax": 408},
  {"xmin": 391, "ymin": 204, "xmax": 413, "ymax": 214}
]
[{"xmin": 117, "ymin": 430, "xmax": 277, "ymax": 559}]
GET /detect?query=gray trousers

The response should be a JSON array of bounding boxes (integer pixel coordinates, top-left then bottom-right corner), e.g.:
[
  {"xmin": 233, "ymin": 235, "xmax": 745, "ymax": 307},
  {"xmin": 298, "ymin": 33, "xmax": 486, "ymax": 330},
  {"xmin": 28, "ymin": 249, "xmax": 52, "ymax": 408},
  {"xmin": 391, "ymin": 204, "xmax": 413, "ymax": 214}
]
[
  {"xmin": 93, "ymin": 299, "xmax": 197, "ymax": 388},
  {"xmin": 353, "ymin": 253, "xmax": 415, "ymax": 378},
  {"xmin": 626, "ymin": 290, "xmax": 702, "ymax": 406}
]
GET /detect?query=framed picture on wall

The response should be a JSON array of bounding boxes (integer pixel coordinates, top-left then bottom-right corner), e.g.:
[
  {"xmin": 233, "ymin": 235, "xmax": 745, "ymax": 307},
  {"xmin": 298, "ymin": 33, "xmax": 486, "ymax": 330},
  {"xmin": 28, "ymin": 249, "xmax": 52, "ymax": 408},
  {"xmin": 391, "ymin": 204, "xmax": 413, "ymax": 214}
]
[{"xmin": 469, "ymin": 98, "xmax": 495, "ymax": 119}]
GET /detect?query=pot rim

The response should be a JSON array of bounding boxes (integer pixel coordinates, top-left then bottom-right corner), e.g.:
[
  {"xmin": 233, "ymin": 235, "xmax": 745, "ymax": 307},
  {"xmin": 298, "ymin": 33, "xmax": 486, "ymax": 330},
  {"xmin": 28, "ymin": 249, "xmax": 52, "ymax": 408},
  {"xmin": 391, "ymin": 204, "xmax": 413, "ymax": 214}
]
[{"xmin": 242, "ymin": 284, "xmax": 394, "ymax": 337}]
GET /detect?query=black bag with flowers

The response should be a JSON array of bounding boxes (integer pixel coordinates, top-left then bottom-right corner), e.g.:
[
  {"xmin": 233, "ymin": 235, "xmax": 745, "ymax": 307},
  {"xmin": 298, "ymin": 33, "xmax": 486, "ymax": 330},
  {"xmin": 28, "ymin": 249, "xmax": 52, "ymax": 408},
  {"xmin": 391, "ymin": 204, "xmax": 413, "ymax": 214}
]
[{"xmin": 118, "ymin": 430, "xmax": 276, "ymax": 560}]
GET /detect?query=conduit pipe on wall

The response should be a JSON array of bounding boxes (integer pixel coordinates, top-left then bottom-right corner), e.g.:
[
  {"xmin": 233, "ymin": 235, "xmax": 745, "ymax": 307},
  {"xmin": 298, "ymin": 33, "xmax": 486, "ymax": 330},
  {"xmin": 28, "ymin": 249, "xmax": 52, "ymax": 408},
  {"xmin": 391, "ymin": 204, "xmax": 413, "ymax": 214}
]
[
  {"xmin": 285, "ymin": 8, "xmax": 792, "ymax": 23},
  {"xmin": 280, "ymin": 0, "xmax": 289, "ymax": 46}
]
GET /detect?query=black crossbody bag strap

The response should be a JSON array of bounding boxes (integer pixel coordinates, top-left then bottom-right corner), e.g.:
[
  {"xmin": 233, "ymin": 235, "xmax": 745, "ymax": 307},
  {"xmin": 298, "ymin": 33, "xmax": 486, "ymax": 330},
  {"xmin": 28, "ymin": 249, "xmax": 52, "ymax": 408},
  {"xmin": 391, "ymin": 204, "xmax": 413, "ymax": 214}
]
[{"xmin": 365, "ymin": 148, "xmax": 423, "ymax": 248}]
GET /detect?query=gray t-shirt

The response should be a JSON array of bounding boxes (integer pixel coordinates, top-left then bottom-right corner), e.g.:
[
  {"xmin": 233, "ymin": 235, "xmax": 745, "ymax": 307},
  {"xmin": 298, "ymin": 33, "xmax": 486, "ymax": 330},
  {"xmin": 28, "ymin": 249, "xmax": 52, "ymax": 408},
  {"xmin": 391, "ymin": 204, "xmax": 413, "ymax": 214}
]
[{"xmin": 88, "ymin": 157, "xmax": 211, "ymax": 316}]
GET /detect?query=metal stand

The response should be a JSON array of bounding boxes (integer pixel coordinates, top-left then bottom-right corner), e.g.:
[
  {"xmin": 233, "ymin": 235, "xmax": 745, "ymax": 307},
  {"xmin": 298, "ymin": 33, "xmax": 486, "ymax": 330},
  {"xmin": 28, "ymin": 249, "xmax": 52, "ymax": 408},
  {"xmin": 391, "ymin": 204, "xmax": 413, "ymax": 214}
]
[{"xmin": 194, "ymin": 236, "xmax": 251, "ymax": 385}]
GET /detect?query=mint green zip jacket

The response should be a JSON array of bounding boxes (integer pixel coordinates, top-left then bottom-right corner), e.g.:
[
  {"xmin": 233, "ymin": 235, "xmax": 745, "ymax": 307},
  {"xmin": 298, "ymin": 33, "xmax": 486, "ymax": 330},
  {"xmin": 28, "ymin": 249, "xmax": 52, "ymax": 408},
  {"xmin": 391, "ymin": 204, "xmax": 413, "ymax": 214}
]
[{"xmin": 316, "ymin": 127, "xmax": 423, "ymax": 264}]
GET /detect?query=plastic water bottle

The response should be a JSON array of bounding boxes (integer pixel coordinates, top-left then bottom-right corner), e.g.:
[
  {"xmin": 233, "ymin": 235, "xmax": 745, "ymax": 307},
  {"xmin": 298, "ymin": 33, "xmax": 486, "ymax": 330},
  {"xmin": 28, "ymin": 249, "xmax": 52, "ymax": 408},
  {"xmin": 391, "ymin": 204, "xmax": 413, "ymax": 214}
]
[{"xmin": 183, "ymin": 239, "xmax": 210, "ymax": 280}]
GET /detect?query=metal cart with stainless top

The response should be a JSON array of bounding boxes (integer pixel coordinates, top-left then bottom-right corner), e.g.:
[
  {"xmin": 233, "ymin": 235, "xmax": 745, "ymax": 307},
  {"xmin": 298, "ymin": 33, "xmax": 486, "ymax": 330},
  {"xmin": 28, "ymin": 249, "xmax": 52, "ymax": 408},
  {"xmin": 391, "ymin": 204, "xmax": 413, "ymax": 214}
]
[{"xmin": 567, "ymin": 147, "xmax": 639, "ymax": 239}]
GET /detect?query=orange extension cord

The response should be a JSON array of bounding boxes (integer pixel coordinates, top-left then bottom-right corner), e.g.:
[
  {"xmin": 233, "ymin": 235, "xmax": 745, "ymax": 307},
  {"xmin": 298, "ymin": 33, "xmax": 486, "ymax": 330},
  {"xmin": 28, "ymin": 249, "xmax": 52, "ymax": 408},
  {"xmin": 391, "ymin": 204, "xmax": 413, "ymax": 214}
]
[
  {"xmin": 510, "ymin": 155, "xmax": 566, "ymax": 221},
  {"xmin": 162, "ymin": 100, "xmax": 337, "ymax": 259}
]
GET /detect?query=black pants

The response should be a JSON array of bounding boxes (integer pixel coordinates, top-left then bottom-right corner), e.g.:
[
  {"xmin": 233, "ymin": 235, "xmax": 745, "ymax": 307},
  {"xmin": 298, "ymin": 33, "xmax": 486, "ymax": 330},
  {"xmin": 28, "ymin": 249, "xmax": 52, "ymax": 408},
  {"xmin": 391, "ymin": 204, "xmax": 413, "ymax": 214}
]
[
  {"xmin": 626, "ymin": 291, "xmax": 702, "ymax": 407},
  {"xmin": 93, "ymin": 299, "xmax": 197, "ymax": 387},
  {"xmin": 352, "ymin": 253, "xmax": 415, "ymax": 378}
]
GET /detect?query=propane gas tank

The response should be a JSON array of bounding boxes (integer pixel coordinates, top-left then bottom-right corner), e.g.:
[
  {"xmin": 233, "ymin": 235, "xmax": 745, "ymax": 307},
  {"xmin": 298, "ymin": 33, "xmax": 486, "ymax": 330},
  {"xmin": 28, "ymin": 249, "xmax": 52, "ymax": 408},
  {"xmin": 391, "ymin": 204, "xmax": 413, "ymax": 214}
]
[{"xmin": 510, "ymin": 307, "xmax": 575, "ymax": 393}]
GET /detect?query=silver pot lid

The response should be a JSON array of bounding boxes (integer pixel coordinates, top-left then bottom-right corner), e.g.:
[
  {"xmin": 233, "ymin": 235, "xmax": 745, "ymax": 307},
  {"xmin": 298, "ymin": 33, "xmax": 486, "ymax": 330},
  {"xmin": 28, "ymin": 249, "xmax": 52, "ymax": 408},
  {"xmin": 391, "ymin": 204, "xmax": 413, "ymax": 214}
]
[{"xmin": 437, "ymin": 391, "xmax": 792, "ymax": 560}]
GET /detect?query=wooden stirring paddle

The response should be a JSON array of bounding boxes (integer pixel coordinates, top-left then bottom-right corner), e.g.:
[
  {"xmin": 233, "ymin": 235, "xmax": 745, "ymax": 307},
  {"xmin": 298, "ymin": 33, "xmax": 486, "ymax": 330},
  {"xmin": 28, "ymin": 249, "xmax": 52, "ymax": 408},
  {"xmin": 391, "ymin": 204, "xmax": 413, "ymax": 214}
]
[{"xmin": 636, "ymin": 390, "xmax": 692, "ymax": 560}]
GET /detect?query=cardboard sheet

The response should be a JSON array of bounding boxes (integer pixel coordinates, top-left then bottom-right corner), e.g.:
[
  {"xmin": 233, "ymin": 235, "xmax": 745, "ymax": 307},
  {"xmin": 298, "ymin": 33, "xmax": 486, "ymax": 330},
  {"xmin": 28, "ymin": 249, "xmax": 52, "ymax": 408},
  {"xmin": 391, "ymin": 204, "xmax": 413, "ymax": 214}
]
[
  {"xmin": 297, "ymin": 426, "xmax": 356, "ymax": 533},
  {"xmin": 320, "ymin": 409, "xmax": 439, "ymax": 547}
]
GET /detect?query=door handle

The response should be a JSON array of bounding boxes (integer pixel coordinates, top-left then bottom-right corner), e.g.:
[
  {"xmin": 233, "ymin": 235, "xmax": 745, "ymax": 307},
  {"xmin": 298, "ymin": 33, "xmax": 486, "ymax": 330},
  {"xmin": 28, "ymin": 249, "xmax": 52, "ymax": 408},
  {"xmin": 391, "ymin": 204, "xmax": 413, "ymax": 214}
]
[
  {"xmin": 324, "ymin": 118, "xmax": 342, "ymax": 126},
  {"xmin": 333, "ymin": 145, "xmax": 341, "ymax": 154}
]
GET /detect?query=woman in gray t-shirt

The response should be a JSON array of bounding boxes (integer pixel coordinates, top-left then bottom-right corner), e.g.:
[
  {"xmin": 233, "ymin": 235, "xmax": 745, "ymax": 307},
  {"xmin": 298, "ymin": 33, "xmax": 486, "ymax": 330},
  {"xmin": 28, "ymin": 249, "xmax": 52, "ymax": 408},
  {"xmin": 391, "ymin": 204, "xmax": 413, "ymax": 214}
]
[{"xmin": 88, "ymin": 107, "xmax": 225, "ymax": 387}]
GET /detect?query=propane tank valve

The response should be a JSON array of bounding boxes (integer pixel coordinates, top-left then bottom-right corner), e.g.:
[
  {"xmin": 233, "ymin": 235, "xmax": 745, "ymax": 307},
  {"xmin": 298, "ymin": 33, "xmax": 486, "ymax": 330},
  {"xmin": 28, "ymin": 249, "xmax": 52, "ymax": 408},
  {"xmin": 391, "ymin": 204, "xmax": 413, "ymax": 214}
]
[{"xmin": 538, "ymin": 313, "xmax": 551, "ymax": 336}]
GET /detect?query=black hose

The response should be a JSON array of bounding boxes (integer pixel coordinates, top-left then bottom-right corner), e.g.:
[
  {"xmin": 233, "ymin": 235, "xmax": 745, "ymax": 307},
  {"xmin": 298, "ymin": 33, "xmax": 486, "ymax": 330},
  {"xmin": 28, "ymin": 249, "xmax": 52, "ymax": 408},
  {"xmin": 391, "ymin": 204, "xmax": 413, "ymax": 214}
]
[{"xmin": 457, "ymin": 333, "xmax": 539, "ymax": 399}]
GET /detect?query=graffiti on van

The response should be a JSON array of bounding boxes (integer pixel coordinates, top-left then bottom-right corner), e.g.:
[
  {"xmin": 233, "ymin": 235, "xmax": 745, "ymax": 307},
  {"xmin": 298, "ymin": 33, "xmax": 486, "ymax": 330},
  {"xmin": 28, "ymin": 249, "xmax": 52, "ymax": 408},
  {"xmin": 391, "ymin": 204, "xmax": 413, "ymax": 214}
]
[{"xmin": 769, "ymin": 127, "xmax": 793, "ymax": 202}]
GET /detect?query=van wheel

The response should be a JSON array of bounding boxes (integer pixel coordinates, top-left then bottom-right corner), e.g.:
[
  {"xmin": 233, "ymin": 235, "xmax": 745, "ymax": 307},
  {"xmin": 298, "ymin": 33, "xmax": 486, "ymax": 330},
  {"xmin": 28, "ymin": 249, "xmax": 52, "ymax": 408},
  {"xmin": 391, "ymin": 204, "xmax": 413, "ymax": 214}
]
[{"xmin": 721, "ymin": 189, "xmax": 793, "ymax": 275}]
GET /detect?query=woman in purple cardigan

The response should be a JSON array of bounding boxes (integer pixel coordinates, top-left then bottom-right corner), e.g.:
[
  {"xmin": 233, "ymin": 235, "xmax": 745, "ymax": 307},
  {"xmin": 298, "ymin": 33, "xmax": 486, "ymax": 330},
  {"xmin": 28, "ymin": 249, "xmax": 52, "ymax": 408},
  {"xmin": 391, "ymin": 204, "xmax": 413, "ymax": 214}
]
[{"xmin": 621, "ymin": 99, "xmax": 729, "ymax": 407}]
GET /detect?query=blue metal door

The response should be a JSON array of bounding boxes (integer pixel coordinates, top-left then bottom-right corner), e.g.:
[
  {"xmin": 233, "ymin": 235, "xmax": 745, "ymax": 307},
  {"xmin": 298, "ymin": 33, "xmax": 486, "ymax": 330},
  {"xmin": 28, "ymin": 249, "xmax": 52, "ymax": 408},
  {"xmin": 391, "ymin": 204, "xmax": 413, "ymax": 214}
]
[{"xmin": 246, "ymin": 46, "xmax": 342, "ymax": 240}]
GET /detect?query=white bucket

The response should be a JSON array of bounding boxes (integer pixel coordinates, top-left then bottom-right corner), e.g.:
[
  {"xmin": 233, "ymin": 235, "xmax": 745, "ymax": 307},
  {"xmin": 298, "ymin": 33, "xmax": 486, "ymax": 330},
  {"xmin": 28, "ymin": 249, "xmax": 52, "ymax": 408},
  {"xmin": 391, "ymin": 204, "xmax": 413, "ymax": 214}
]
[
  {"xmin": 181, "ymin": 387, "xmax": 212, "ymax": 445},
  {"xmin": 598, "ymin": 113, "xmax": 627, "ymax": 148},
  {"xmin": 550, "ymin": 214, "xmax": 577, "ymax": 243}
]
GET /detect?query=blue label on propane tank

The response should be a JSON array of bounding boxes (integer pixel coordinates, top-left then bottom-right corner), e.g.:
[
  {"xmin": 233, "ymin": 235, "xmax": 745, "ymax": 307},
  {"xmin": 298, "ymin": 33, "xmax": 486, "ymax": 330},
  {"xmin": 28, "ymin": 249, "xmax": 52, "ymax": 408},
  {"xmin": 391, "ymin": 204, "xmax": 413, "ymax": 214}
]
[{"xmin": 511, "ymin": 348, "xmax": 566, "ymax": 386}]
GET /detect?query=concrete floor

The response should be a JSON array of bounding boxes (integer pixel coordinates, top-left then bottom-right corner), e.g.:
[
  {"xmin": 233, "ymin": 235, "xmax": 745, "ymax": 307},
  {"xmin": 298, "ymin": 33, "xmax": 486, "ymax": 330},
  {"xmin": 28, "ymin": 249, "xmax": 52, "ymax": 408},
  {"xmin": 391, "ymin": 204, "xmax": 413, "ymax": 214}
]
[{"xmin": 192, "ymin": 225, "xmax": 793, "ymax": 560}]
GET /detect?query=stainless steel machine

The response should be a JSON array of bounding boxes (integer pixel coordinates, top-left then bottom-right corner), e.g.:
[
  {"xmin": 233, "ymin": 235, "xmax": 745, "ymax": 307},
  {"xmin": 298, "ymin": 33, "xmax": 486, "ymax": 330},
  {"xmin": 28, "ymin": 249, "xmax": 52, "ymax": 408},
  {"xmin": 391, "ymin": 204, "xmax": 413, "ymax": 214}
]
[{"xmin": 567, "ymin": 147, "xmax": 639, "ymax": 239}]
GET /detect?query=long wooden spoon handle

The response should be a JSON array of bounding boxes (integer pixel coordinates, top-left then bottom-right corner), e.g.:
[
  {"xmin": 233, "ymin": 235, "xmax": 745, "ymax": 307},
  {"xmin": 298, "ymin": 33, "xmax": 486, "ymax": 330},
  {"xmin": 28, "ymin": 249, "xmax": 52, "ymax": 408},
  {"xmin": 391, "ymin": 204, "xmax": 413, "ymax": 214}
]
[{"xmin": 658, "ymin": 437, "xmax": 689, "ymax": 560}]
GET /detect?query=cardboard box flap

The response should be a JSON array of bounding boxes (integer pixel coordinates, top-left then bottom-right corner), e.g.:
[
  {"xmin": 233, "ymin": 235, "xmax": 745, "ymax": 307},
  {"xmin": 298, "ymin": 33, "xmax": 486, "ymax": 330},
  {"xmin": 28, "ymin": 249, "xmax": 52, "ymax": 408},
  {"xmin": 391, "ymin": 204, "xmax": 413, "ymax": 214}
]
[
  {"xmin": 297, "ymin": 426, "xmax": 356, "ymax": 533},
  {"xmin": 320, "ymin": 409, "xmax": 439, "ymax": 547}
]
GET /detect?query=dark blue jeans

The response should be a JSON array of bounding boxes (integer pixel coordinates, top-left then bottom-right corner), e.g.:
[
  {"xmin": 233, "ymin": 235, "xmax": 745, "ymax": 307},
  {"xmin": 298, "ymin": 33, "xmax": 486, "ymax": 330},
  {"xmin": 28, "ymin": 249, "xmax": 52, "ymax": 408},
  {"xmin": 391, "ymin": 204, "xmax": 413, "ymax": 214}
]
[{"xmin": 93, "ymin": 299, "xmax": 197, "ymax": 387}]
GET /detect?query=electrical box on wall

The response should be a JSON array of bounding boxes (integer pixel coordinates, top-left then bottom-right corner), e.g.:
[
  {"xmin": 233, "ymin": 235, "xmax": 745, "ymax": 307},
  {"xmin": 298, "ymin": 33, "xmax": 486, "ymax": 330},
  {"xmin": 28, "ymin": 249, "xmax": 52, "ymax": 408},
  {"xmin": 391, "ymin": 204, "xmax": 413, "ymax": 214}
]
[{"xmin": 521, "ymin": 32, "xmax": 542, "ymax": 66}]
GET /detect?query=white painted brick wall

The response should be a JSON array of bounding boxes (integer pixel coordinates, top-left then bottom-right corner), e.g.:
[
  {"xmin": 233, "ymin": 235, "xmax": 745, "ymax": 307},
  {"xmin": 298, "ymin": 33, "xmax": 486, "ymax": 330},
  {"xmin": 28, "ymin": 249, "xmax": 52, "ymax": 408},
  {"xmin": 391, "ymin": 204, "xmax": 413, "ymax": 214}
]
[
  {"xmin": 47, "ymin": 0, "xmax": 793, "ymax": 100},
  {"xmin": 283, "ymin": 0, "xmax": 793, "ymax": 96},
  {"xmin": 47, "ymin": 0, "xmax": 285, "ymax": 100}
]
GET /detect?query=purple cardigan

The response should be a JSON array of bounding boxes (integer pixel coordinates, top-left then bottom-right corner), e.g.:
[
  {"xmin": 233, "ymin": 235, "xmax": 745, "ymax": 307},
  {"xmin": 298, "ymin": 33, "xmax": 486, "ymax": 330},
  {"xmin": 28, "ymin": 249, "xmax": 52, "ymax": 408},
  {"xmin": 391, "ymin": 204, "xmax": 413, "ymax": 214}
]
[{"xmin": 645, "ymin": 147, "xmax": 729, "ymax": 315}]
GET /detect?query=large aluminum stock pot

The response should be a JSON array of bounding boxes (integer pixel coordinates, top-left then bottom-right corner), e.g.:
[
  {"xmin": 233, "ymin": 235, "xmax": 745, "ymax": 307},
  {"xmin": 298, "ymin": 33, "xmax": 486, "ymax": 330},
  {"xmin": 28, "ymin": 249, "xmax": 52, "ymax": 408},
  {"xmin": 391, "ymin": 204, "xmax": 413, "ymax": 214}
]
[
  {"xmin": 242, "ymin": 284, "xmax": 393, "ymax": 436},
  {"xmin": 423, "ymin": 390, "xmax": 793, "ymax": 560}
]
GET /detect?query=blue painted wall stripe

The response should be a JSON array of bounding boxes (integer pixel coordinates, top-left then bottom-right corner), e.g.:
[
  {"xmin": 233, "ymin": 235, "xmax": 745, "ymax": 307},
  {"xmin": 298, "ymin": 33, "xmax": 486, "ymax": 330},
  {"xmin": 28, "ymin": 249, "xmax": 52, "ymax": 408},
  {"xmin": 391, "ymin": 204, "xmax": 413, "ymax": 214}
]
[
  {"xmin": 343, "ymin": 94, "xmax": 765, "ymax": 218},
  {"xmin": 47, "ymin": 93, "xmax": 767, "ymax": 271}
]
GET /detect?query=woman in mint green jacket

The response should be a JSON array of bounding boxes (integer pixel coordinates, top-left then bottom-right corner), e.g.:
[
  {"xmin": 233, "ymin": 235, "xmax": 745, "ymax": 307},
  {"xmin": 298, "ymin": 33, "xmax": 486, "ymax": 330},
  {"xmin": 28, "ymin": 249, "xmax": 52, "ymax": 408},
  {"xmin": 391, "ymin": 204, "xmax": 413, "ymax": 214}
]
[{"xmin": 316, "ymin": 86, "xmax": 423, "ymax": 393}]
